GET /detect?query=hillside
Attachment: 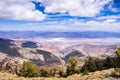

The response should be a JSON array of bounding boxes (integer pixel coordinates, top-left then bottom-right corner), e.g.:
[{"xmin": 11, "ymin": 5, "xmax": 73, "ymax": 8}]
[
  {"xmin": 0, "ymin": 38, "xmax": 64, "ymax": 66},
  {"xmin": 63, "ymin": 44, "xmax": 120, "ymax": 58},
  {"xmin": 0, "ymin": 38, "xmax": 120, "ymax": 67},
  {"xmin": 0, "ymin": 38, "xmax": 120, "ymax": 79}
]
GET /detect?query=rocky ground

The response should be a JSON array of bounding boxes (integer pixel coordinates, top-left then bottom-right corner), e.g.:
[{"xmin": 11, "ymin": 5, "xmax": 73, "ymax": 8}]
[{"xmin": 0, "ymin": 69, "xmax": 119, "ymax": 80}]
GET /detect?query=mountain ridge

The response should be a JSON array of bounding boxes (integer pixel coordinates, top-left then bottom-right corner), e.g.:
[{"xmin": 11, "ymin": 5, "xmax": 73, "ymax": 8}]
[{"xmin": 0, "ymin": 37, "xmax": 120, "ymax": 68}]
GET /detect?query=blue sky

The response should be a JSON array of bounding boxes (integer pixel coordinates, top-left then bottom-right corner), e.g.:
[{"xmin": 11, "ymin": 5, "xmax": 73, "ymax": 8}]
[{"xmin": 0, "ymin": 0, "xmax": 120, "ymax": 32}]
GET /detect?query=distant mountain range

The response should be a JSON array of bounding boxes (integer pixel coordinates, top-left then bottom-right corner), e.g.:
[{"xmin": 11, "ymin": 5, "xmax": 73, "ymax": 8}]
[{"xmin": 0, "ymin": 31, "xmax": 120, "ymax": 39}]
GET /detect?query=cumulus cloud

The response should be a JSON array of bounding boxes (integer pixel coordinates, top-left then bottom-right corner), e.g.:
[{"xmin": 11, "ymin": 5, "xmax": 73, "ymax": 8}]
[
  {"xmin": 0, "ymin": 0, "xmax": 46, "ymax": 21},
  {"xmin": 39, "ymin": 0, "xmax": 112, "ymax": 17},
  {"xmin": 0, "ymin": 0, "xmax": 115, "ymax": 21}
]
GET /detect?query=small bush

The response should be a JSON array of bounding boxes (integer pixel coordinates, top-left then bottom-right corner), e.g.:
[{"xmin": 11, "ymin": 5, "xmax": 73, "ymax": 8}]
[
  {"xmin": 81, "ymin": 56, "xmax": 116, "ymax": 73},
  {"xmin": 112, "ymin": 48, "xmax": 120, "ymax": 78},
  {"xmin": 103, "ymin": 56, "xmax": 116, "ymax": 69},
  {"xmin": 56, "ymin": 66, "xmax": 67, "ymax": 77},
  {"xmin": 18, "ymin": 61, "xmax": 38, "ymax": 77},
  {"xmin": 66, "ymin": 56, "xmax": 82, "ymax": 75},
  {"xmin": 39, "ymin": 66, "xmax": 54, "ymax": 77},
  {"xmin": 39, "ymin": 66, "xmax": 67, "ymax": 77},
  {"xmin": 81, "ymin": 57, "xmax": 97, "ymax": 72}
]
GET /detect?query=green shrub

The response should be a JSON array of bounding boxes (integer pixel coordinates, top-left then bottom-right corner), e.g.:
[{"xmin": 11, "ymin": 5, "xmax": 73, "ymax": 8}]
[
  {"xmin": 116, "ymin": 48, "xmax": 120, "ymax": 57},
  {"xmin": 39, "ymin": 66, "xmax": 67, "ymax": 77},
  {"xmin": 66, "ymin": 56, "xmax": 82, "ymax": 75},
  {"xmin": 94, "ymin": 57, "xmax": 105, "ymax": 70},
  {"xmin": 18, "ymin": 61, "xmax": 38, "ymax": 77},
  {"xmin": 103, "ymin": 56, "xmax": 116, "ymax": 69},
  {"xmin": 82, "ymin": 56, "xmax": 116, "ymax": 73},
  {"xmin": 81, "ymin": 57, "xmax": 97, "ymax": 72},
  {"xmin": 55, "ymin": 66, "xmax": 67, "ymax": 77},
  {"xmin": 112, "ymin": 48, "xmax": 120, "ymax": 77},
  {"xmin": 39, "ymin": 66, "xmax": 54, "ymax": 77},
  {"xmin": 38, "ymin": 67, "xmax": 46, "ymax": 77}
]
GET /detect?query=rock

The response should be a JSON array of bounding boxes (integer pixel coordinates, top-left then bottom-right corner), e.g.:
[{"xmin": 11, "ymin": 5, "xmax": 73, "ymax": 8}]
[{"xmin": 1, "ymin": 59, "xmax": 18, "ymax": 74}]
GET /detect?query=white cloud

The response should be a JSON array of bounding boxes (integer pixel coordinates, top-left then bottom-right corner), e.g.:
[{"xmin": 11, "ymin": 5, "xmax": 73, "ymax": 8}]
[
  {"xmin": 97, "ymin": 15, "xmax": 120, "ymax": 20},
  {"xmin": 0, "ymin": 0, "xmax": 46, "ymax": 21},
  {"xmin": 67, "ymin": 19, "xmax": 120, "ymax": 32},
  {"xmin": 22, "ymin": 18, "xmax": 120, "ymax": 32},
  {"xmin": 103, "ymin": 19, "xmax": 117, "ymax": 23},
  {"xmin": 39, "ymin": 0, "xmax": 112, "ymax": 17}
]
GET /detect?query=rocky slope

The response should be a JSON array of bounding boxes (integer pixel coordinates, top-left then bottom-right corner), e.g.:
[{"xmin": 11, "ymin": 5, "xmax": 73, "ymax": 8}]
[
  {"xmin": 0, "ymin": 38, "xmax": 120, "ymax": 67},
  {"xmin": 0, "ymin": 38, "xmax": 64, "ymax": 67},
  {"xmin": 63, "ymin": 44, "xmax": 120, "ymax": 58}
]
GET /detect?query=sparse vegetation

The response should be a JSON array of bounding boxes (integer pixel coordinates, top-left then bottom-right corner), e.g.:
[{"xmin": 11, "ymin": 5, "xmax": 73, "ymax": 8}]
[
  {"xmin": 16, "ymin": 54, "xmax": 119, "ymax": 78},
  {"xmin": 1, "ymin": 48, "xmax": 120, "ymax": 80},
  {"xmin": 17, "ymin": 56, "xmax": 82, "ymax": 78},
  {"xmin": 81, "ymin": 56, "xmax": 117, "ymax": 73},
  {"xmin": 39, "ymin": 66, "xmax": 67, "ymax": 77},
  {"xmin": 0, "ymin": 68, "xmax": 116, "ymax": 80},
  {"xmin": 39, "ymin": 66, "xmax": 57, "ymax": 77}
]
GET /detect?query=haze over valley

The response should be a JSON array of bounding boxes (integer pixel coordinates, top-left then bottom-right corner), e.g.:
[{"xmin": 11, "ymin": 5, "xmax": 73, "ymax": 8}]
[
  {"xmin": 0, "ymin": 31, "xmax": 120, "ymax": 61},
  {"xmin": 0, "ymin": 31, "xmax": 120, "ymax": 48}
]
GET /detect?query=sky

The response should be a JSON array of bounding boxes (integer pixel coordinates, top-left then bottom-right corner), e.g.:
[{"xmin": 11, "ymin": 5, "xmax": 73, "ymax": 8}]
[{"xmin": 0, "ymin": 0, "xmax": 120, "ymax": 32}]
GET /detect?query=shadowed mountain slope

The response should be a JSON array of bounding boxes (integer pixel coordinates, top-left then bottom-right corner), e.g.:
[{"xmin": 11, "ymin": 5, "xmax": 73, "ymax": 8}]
[{"xmin": 0, "ymin": 38, "xmax": 64, "ymax": 66}]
